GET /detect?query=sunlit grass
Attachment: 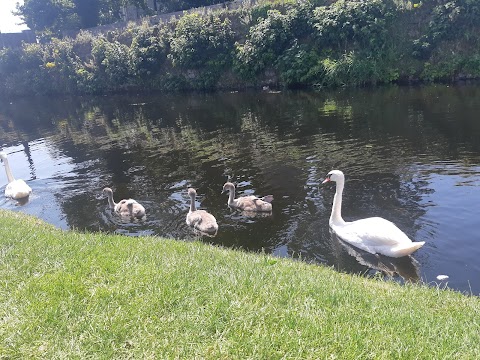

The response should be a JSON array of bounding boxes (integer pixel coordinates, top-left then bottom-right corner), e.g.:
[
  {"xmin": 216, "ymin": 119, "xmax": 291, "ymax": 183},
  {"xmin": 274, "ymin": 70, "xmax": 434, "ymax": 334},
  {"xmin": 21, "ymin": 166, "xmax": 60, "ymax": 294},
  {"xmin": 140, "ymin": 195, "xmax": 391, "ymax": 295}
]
[{"xmin": 1, "ymin": 209, "xmax": 479, "ymax": 358}]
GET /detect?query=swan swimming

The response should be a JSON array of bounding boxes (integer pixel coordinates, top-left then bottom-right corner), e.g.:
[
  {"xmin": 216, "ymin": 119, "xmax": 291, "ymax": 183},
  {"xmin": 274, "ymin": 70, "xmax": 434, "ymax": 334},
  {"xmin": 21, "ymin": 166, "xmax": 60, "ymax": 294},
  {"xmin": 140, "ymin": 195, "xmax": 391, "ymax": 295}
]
[
  {"xmin": 103, "ymin": 187, "xmax": 146, "ymax": 218},
  {"xmin": 0, "ymin": 151, "xmax": 32, "ymax": 199},
  {"xmin": 222, "ymin": 182, "xmax": 273, "ymax": 212},
  {"xmin": 322, "ymin": 170, "xmax": 425, "ymax": 258},
  {"xmin": 186, "ymin": 188, "xmax": 218, "ymax": 236}
]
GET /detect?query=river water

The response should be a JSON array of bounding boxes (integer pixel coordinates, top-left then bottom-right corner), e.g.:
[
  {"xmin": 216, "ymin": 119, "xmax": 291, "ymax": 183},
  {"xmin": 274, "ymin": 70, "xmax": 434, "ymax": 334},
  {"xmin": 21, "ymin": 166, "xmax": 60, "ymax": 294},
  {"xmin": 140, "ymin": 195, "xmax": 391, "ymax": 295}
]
[{"xmin": 1, "ymin": 84, "xmax": 479, "ymax": 295}]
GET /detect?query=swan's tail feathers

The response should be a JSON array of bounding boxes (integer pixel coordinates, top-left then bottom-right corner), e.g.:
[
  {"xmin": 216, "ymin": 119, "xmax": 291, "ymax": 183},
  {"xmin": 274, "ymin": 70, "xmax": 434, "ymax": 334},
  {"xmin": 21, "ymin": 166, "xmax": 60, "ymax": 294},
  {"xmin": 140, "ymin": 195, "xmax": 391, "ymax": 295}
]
[
  {"xmin": 261, "ymin": 195, "xmax": 274, "ymax": 203},
  {"xmin": 392, "ymin": 241, "xmax": 425, "ymax": 257},
  {"xmin": 195, "ymin": 222, "xmax": 218, "ymax": 236},
  {"xmin": 14, "ymin": 191, "xmax": 32, "ymax": 199},
  {"xmin": 7, "ymin": 188, "xmax": 32, "ymax": 199}
]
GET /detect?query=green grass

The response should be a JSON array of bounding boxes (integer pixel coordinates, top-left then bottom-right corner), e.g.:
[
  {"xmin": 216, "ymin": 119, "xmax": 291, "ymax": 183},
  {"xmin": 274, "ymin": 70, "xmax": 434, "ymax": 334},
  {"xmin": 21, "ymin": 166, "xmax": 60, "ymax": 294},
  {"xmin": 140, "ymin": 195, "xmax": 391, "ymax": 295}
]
[{"xmin": 1, "ymin": 210, "xmax": 479, "ymax": 359}]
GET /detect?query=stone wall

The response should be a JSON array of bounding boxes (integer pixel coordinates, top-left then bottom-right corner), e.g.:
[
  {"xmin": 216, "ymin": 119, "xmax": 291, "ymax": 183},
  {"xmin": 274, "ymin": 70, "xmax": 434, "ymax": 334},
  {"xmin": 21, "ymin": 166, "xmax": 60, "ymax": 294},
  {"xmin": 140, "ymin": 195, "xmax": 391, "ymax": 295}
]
[
  {"xmin": 63, "ymin": 0, "xmax": 256, "ymax": 38},
  {"xmin": 0, "ymin": 30, "xmax": 36, "ymax": 49}
]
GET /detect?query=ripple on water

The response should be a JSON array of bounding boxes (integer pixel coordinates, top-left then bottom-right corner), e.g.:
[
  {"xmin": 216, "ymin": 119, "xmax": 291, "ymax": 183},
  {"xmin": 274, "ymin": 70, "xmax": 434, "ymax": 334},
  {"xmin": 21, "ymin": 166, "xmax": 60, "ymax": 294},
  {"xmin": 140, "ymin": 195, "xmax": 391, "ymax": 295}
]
[{"xmin": 2, "ymin": 87, "xmax": 480, "ymax": 295}]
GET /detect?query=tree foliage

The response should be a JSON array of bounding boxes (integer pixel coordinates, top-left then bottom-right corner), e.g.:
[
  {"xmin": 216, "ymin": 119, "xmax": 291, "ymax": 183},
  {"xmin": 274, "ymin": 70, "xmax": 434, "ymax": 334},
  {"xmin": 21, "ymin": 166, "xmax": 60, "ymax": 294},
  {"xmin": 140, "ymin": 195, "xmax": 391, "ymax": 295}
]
[
  {"xmin": 15, "ymin": 0, "xmax": 151, "ymax": 33},
  {"xmin": 15, "ymin": 0, "xmax": 232, "ymax": 34},
  {"xmin": 169, "ymin": 14, "xmax": 234, "ymax": 69},
  {"xmin": 2, "ymin": 0, "xmax": 480, "ymax": 96},
  {"xmin": 130, "ymin": 25, "xmax": 169, "ymax": 77},
  {"xmin": 16, "ymin": 0, "xmax": 81, "ymax": 33}
]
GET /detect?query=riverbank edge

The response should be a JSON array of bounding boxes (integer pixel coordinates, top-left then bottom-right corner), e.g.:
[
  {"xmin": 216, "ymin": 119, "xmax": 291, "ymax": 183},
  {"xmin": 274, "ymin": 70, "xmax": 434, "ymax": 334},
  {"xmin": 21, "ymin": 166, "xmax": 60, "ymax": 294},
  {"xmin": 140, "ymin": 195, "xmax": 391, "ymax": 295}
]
[{"xmin": 1, "ymin": 209, "xmax": 479, "ymax": 358}]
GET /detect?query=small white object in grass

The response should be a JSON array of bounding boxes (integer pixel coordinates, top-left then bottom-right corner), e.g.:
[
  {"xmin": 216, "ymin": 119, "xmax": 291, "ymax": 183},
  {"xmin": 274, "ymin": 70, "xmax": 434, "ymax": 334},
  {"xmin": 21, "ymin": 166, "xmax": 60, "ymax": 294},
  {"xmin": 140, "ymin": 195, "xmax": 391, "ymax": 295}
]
[{"xmin": 436, "ymin": 275, "xmax": 449, "ymax": 281}]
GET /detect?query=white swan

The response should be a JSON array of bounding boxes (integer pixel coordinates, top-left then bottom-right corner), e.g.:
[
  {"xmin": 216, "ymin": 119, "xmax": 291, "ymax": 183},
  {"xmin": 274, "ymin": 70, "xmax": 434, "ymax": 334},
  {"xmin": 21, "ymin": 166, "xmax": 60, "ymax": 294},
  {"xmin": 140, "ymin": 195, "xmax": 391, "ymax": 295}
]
[
  {"xmin": 222, "ymin": 182, "xmax": 273, "ymax": 212},
  {"xmin": 103, "ymin": 187, "xmax": 146, "ymax": 218},
  {"xmin": 322, "ymin": 170, "xmax": 425, "ymax": 258},
  {"xmin": 0, "ymin": 151, "xmax": 32, "ymax": 199},
  {"xmin": 186, "ymin": 188, "xmax": 219, "ymax": 236}
]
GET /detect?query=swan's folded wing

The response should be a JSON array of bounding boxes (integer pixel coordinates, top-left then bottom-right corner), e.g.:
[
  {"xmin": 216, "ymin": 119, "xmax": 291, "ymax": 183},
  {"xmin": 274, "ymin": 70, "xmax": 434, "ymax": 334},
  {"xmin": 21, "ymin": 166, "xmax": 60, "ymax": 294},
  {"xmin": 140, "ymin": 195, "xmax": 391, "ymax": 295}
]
[
  {"xmin": 334, "ymin": 227, "xmax": 376, "ymax": 254},
  {"xmin": 187, "ymin": 211, "xmax": 203, "ymax": 226},
  {"xmin": 260, "ymin": 195, "xmax": 274, "ymax": 203},
  {"xmin": 343, "ymin": 217, "xmax": 410, "ymax": 247},
  {"xmin": 5, "ymin": 180, "xmax": 32, "ymax": 199},
  {"xmin": 235, "ymin": 196, "xmax": 272, "ymax": 211}
]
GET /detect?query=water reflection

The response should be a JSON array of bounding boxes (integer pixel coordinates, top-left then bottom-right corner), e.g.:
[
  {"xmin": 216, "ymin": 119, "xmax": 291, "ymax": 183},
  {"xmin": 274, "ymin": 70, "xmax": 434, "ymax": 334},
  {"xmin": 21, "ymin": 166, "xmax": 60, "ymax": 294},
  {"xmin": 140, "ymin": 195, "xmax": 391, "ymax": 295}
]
[
  {"xmin": 331, "ymin": 232, "xmax": 421, "ymax": 283},
  {"xmin": 1, "ymin": 84, "xmax": 480, "ymax": 294}
]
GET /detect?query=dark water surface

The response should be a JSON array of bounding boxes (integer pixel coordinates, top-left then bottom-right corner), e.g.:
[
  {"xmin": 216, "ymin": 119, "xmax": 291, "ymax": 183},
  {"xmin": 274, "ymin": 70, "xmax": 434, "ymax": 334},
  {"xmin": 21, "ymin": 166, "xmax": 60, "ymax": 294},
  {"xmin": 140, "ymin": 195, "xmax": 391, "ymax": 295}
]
[{"xmin": 1, "ymin": 85, "xmax": 479, "ymax": 294}]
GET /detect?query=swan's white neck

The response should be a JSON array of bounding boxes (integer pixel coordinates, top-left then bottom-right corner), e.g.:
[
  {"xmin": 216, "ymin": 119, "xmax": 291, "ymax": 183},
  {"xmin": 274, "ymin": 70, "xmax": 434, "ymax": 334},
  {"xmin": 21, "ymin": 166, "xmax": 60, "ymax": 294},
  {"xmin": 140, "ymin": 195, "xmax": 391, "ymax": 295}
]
[
  {"xmin": 106, "ymin": 192, "xmax": 116, "ymax": 208},
  {"xmin": 2, "ymin": 157, "xmax": 16, "ymax": 183},
  {"xmin": 331, "ymin": 179, "xmax": 346, "ymax": 226},
  {"xmin": 189, "ymin": 194, "xmax": 197, "ymax": 212}
]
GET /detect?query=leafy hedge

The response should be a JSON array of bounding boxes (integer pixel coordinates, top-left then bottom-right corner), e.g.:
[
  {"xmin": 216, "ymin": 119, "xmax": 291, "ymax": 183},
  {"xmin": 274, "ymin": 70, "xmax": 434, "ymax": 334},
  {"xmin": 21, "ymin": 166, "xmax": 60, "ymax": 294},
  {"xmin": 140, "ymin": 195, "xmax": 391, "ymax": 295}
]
[{"xmin": 1, "ymin": 0, "xmax": 479, "ymax": 96}]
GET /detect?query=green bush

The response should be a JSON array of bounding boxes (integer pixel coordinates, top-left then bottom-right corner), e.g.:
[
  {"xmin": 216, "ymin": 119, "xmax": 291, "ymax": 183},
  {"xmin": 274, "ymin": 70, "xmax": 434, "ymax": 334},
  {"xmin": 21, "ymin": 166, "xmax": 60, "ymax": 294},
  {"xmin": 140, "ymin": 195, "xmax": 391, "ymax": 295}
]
[
  {"xmin": 313, "ymin": 51, "xmax": 400, "ymax": 88},
  {"xmin": 420, "ymin": 51, "xmax": 480, "ymax": 82},
  {"xmin": 168, "ymin": 13, "xmax": 235, "ymax": 89},
  {"xmin": 0, "ymin": 48, "xmax": 22, "ymax": 76},
  {"xmin": 130, "ymin": 25, "xmax": 169, "ymax": 78},
  {"xmin": 235, "ymin": 9, "xmax": 294, "ymax": 79},
  {"xmin": 421, "ymin": 60, "xmax": 459, "ymax": 82},
  {"xmin": 20, "ymin": 43, "xmax": 45, "ymax": 68},
  {"xmin": 235, "ymin": 2, "xmax": 316, "ymax": 81},
  {"xmin": 72, "ymin": 30, "xmax": 95, "ymax": 61},
  {"xmin": 15, "ymin": 44, "xmax": 49, "ymax": 95},
  {"xmin": 92, "ymin": 38, "xmax": 132, "ymax": 89},
  {"xmin": 276, "ymin": 42, "xmax": 322, "ymax": 87},
  {"xmin": 169, "ymin": 14, "xmax": 234, "ymax": 69},
  {"xmin": 313, "ymin": 0, "xmax": 397, "ymax": 52},
  {"xmin": 0, "ymin": 0, "xmax": 479, "ymax": 96},
  {"xmin": 413, "ymin": 0, "xmax": 480, "ymax": 59},
  {"xmin": 0, "ymin": 48, "xmax": 40, "ymax": 96},
  {"xmin": 461, "ymin": 53, "xmax": 480, "ymax": 77}
]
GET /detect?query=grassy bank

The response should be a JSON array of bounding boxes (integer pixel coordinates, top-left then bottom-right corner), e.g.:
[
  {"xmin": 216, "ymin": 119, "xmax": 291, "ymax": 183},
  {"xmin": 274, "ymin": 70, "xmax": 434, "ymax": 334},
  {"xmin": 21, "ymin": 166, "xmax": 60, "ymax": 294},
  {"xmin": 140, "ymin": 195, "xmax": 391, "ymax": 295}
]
[{"xmin": 1, "ymin": 210, "xmax": 479, "ymax": 359}]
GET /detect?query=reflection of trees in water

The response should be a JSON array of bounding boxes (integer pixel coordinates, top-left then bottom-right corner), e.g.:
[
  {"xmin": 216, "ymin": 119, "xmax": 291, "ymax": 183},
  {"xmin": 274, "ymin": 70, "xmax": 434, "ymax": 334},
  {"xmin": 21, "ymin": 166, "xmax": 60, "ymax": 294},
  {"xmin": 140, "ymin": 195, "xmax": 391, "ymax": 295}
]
[
  {"xmin": 21, "ymin": 141, "xmax": 36, "ymax": 179},
  {"xmin": 2, "ymin": 86, "xmax": 478, "ymax": 276}
]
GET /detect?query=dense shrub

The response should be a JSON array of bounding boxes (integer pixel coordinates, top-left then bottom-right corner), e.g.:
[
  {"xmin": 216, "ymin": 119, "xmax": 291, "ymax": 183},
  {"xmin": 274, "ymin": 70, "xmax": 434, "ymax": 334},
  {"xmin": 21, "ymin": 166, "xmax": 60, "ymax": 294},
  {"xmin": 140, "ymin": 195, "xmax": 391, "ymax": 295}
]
[
  {"xmin": 312, "ymin": 0, "xmax": 397, "ymax": 52},
  {"xmin": 235, "ymin": 9, "xmax": 295, "ymax": 79},
  {"xmin": 169, "ymin": 14, "xmax": 234, "ymax": 69},
  {"xmin": 20, "ymin": 43, "xmax": 45, "ymax": 69},
  {"xmin": 168, "ymin": 13, "xmax": 235, "ymax": 89},
  {"xmin": 0, "ymin": 0, "xmax": 479, "ymax": 96},
  {"xmin": 130, "ymin": 25, "xmax": 169, "ymax": 77},
  {"xmin": 276, "ymin": 42, "xmax": 322, "ymax": 87},
  {"xmin": 92, "ymin": 38, "xmax": 132, "ymax": 89},
  {"xmin": 0, "ymin": 48, "xmax": 22, "ymax": 75},
  {"xmin": 461, "ymin": 53, "xmax": 480, "ymax": 78},
  {"xmin": 412, "ymin": 0, "xmax": 480, "ymax": 59}
]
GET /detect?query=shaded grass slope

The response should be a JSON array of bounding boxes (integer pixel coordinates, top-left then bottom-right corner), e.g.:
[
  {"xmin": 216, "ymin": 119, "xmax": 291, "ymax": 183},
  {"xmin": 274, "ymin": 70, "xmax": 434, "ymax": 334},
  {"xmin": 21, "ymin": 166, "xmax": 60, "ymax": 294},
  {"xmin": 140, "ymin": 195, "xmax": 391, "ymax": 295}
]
[{"xmin": 1, "ymin": 210, "xmax": 479, "ymax": 358}]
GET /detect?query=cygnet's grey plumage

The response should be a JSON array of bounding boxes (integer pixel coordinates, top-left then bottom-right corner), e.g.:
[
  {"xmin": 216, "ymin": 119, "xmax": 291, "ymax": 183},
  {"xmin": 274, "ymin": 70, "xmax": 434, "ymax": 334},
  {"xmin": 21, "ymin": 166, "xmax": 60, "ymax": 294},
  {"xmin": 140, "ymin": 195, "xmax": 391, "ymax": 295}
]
[
  {"xmin": 222, "ymin": 182, "xmax": 273, "ymax": 212},
  {"xmin": 103, "ymin": 187, "xmax": 146, "ymax": 218},
  {"xmin": 186, "ymin": 188, "xmax": 218, "ymax": 235}
]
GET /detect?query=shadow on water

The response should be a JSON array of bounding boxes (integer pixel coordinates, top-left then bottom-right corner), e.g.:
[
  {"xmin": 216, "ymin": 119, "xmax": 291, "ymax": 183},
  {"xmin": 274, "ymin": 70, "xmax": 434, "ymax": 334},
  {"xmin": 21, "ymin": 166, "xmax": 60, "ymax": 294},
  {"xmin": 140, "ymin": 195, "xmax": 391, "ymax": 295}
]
[
  {"xmin": 1, "ymin": 84, "xmax": 480, "ymax": 294},
  {"xmin": 329, "ymin": 232, "xmax": 421, "ymax": 283}
]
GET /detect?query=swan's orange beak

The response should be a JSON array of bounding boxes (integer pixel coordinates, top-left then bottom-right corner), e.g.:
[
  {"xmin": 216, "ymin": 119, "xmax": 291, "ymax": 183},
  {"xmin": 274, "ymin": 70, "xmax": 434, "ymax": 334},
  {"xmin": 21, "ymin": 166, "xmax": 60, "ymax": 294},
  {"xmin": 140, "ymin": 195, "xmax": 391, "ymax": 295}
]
[{"xmin": 322, "ymin": 178, "xmax": 330, "ymax": 184}]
